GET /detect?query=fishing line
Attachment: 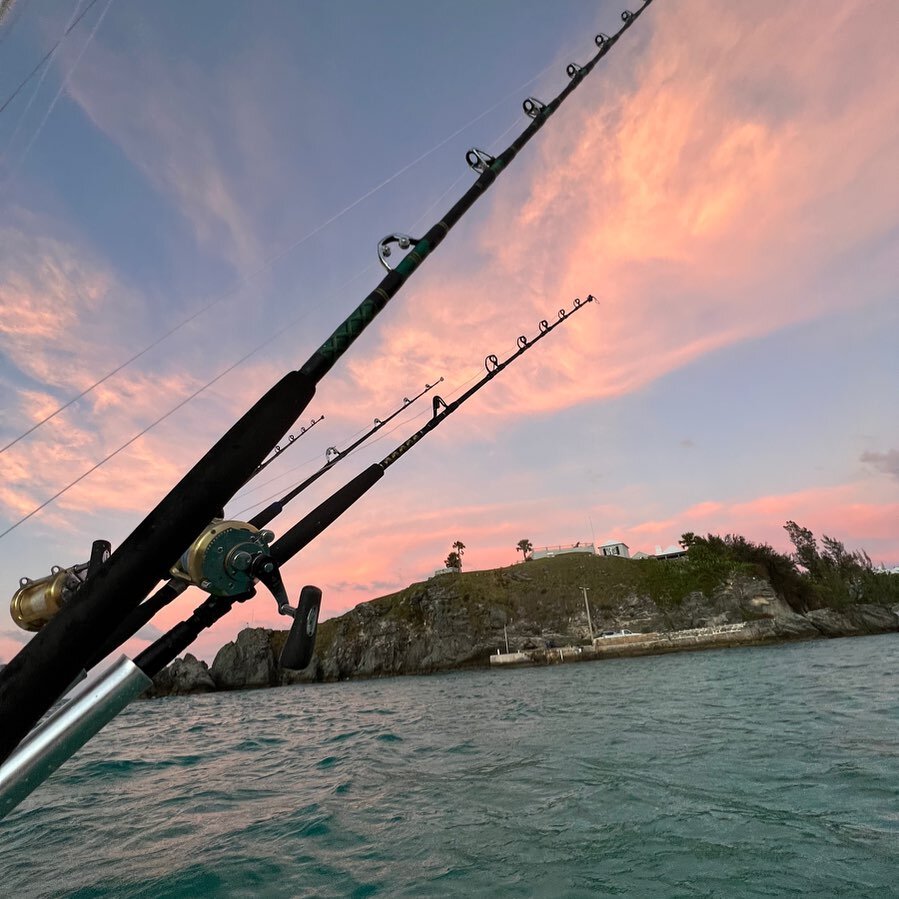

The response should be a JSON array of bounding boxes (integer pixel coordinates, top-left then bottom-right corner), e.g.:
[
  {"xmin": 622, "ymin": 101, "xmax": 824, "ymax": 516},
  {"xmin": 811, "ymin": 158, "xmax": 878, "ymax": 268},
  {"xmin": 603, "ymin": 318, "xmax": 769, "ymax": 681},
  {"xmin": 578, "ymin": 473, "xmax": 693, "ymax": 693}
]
[
  {"xmin": 0, "ymin": 337, "xmax": 262, "ymax": 540},
  {"xmin": 231, "ymin": 365, "xmax": 487, "ymax": 517},
  {"xmin": 0, "ymin": 0, "xmax": 98, "ymax": 115},
  {"xmin": 0, "ymin": 94, "xmax": 531, "ymax": 528},
  {"xmin": 228, "ymin": 404, "xmax": 426, "ymax": 518},
  {"xmin": 1, "ymin": 0, "xmax": 86, "ymax": 160},
  {"xmin": 0, "ymin": 40, "xmax": 578, "ymax": 456},
  {"xmin": 250, "ymin": 414, "xmax": 325, "ymax": 478},
  {"xmin": 0, "ymin": 260, "xmax": 376, "ymax": 539},
  {"xmin": 111, "ymin": 295, "xmax": 593, "ymax": 681},
  {"xmin": 131, "ymin": 296, "xmax": 596, "ymax": 687},
  {"xmin": 3, "ymin": 0, "xmax": 113, "ymax": 183},
  {"xmin": 230, "ymin": 120, "xmax": 522, "ymax": 507},
  {"xmin": 230, "ymin": 447, "xmax": 338, "ymax": 502}
]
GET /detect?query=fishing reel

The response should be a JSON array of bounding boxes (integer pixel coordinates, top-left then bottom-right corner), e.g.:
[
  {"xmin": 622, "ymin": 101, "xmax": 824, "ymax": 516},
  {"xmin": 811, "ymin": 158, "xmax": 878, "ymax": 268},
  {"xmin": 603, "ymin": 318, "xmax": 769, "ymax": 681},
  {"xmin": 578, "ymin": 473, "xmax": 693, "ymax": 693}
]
[
  {"xmin": 10, "ymin": 540, "xmax": 111, "ymax": 631},
  {"xmin": 170, "ymin": 519, "xmax": 275, "ymax": 598},
  {"xmin": 171, "ymin": 519, "xmax": 321, "ymax": 669}
]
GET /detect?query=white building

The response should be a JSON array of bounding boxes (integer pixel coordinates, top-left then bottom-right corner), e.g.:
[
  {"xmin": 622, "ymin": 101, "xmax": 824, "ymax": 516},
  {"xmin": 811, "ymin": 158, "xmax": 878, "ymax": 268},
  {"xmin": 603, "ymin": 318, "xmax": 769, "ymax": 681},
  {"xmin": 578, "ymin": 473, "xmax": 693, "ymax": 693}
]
[
  {"xmin": 600, "ymin": 541, "xmax": 629, "ymax": 558},
  {"xmin": 654, "ymin": 543, "xmax": 687, "ymax": 560},
  {"xmin": 531, "ymin": 541, "xmax": 596, "ymax": 560}
]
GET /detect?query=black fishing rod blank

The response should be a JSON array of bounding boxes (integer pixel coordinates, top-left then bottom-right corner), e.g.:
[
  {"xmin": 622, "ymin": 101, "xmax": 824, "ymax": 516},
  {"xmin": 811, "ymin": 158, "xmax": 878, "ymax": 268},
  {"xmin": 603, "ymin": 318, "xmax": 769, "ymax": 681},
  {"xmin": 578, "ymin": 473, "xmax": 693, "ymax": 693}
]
[
  {"xmin": 246, "ymin": 377, "xmax": 443, "ymax": 527},
  {"xmin": 0, "ymin": 2, "xmax": 653, "ymax": 764},
  {"xmin": 270, "ymin": 297, "xmax": 594, "ymax": 566},
  {"xmin": 251, "ymin": 415, "xmax": 325, "ymax": 479}
]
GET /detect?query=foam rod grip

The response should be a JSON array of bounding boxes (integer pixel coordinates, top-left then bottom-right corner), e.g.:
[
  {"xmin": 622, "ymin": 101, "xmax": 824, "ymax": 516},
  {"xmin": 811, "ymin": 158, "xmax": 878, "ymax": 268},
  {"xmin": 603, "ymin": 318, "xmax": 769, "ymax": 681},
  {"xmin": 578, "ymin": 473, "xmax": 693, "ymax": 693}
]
[
  {"xmin": 270, "ymin": 463, "xmax": 384, "ymax": 566},
  {"xmin": 280, "ymin": 586, "xmax": 322, "ymax": 670}
]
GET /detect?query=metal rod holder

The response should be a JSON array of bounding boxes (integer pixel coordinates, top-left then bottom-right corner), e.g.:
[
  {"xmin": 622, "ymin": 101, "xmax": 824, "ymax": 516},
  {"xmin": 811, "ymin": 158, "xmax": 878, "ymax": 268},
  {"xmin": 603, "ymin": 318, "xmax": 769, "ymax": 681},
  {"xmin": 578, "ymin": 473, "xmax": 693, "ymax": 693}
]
[{"xmin": 0, "ymin": 656, "xmax": 151, "ymax": 821}]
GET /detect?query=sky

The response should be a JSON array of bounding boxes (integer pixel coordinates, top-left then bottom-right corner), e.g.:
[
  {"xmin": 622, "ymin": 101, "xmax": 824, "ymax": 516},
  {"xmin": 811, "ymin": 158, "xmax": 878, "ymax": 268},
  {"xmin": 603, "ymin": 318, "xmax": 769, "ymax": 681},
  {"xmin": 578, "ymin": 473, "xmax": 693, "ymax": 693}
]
[{"xmin": 0, "ymin": 0, "xmax": 896, "ymax": 666}]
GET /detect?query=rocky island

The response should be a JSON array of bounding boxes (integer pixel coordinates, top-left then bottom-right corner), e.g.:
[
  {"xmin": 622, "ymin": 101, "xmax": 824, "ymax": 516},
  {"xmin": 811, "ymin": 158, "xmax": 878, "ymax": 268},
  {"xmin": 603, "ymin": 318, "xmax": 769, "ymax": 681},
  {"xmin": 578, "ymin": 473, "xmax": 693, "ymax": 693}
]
[{"xmin": 146, "ymin": 531, "xmax": 899, "ymax": 697}]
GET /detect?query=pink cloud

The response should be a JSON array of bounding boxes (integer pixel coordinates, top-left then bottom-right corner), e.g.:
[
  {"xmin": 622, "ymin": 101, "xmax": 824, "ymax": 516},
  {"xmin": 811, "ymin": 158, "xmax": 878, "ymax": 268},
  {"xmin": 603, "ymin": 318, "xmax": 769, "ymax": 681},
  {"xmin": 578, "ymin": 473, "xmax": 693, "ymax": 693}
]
[
  {"xmin": 0, "ymin": 228, "xmax": 114, "ymax": 391},
  {"xmin": 614, "ymin": 484, "xmax": 899, "ymax": 565},
  {"xmin": 330, "ymin": 0, "xmax": 898, "ymax": 428}
]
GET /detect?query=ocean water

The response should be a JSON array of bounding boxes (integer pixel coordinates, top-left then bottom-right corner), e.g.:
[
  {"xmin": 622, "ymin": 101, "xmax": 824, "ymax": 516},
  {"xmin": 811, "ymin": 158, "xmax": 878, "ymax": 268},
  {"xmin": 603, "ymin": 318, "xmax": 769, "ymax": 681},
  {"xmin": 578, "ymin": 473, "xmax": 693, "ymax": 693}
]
[{"xmin": 1, "ymin": 635, "xmax": 896, "ymax": 897}]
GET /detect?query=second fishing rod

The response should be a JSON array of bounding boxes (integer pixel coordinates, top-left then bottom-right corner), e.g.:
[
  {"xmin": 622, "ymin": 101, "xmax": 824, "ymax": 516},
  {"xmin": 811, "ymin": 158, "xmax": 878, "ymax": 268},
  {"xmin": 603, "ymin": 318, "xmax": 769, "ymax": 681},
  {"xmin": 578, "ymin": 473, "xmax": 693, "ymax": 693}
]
[
  {"xmin": 83, "ymin": 378, "xmax": 443, "ymax": 671},
  {"xmin": 139, "ymin": 295, "xmax": 596, "ymax": 678},
  {"xmin": 106, "ymin": 297, "xmax": 592, "ymax": 681}
]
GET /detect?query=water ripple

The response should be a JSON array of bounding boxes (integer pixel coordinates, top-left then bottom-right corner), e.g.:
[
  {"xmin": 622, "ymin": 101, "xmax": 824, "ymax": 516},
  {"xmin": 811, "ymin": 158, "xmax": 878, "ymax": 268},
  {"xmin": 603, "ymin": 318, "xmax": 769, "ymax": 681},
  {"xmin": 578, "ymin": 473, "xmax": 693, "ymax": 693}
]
[{"xmin": 0, "ymin": 634, "xmax": 896, "ymax": 897}]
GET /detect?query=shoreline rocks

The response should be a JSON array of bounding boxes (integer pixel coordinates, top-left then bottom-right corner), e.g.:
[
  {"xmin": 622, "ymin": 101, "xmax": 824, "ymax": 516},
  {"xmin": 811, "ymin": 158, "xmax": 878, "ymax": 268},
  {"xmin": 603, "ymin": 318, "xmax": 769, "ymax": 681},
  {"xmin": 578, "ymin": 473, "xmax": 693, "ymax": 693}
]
[
  {"xmin": 144, "ymin": 653, "xmax": 215, "ymax": 698},
  {"xmin": 145, "ymin": 584, "xmax": 899, "ymax": 697}
]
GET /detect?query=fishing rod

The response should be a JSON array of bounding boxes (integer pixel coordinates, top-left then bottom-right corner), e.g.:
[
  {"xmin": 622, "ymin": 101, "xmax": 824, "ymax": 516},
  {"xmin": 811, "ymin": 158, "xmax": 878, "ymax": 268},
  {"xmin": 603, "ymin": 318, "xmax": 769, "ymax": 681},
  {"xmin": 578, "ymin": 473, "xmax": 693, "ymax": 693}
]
[
  {"xmin": 79, "ymin": 379, "xmax": 444, "ymax": 672},
  {"xmin": 0, "ymin": 295, "xmax": 591, "ymax": 820},
  {"xmin": 0, "ymin": 2, "xmax": 652, "ymax": 764},
  {"xmin": 251, "ymin": 415, "xmax": 325, "ymax": 479},
  {"xmin": 244, "ymin": 377, "xmax": 443, "ymax": 526}
]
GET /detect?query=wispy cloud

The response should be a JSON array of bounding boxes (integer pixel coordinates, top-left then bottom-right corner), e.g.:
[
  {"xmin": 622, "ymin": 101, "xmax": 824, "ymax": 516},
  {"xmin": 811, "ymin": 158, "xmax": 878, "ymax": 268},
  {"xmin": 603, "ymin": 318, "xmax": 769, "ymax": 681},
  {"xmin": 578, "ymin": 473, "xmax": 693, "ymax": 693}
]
[
  {"xmin": 63, "ymin": 29, "xmax": 269, "ymax": 274},
  {"xmin": 861, "ymin": 449, "xmax": 899, "ymax": 482},
  {"xmin": 0, "ymin": 226, "xmax": 114, "ymax": 391},
  {"xmin": 2, "ymin": 2, "xmax": 895, "ymax": 669}
]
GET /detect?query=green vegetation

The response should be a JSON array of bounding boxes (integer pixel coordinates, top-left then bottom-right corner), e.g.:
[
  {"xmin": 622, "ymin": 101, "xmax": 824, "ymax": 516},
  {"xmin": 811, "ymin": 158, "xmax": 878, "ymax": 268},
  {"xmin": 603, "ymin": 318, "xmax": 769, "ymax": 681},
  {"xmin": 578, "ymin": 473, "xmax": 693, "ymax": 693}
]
[
  {"xmin": 444, "ymin": 539, "xmax": 466, "ymax": 571},
  {"xmin": 516, "ymin": 539, "xmax": 533, "ymax": 562},
  {"xmin": 680, "ymin": 524, "xmax": 899, "ymax": 612},
  {"xmin": 285, "ymin": 524, "xmax": 896, "ymax": 651}
]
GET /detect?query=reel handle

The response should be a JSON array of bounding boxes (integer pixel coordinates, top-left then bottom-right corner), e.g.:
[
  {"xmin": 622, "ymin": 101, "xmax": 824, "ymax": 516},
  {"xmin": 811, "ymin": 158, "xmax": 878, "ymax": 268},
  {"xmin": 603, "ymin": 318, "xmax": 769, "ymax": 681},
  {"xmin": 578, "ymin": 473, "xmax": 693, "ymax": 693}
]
[{"xmin": 279, "ymin": 586, "xmax": 322, "ymax": 670}]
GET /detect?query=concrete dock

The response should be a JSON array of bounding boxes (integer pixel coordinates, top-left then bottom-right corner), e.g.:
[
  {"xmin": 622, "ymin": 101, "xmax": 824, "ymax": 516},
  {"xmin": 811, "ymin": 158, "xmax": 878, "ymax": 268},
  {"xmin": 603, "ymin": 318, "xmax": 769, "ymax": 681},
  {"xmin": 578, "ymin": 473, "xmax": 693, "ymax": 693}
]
[{"xmin": 489, "ymin": 623, "xmax": 760, "ymax": 667}]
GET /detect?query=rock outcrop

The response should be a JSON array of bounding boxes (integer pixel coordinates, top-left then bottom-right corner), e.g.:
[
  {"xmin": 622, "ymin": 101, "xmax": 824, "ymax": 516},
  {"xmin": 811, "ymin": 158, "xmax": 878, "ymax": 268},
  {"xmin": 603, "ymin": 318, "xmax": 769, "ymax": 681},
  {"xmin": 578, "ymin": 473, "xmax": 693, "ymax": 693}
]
[
  {"xmin": 210, "ymin": 627, "xmax": 277, "ymax": 689},
  {"xmin": 804, "ymin": 603, "xmax": 899, "ymax": 637},
  {"xmin": 144, "ymin": 653, "xmax": 215, "ymax": 698},
  {"xmin": 146, "ymin": 556, "xmax": 899, "ymax": 696}
]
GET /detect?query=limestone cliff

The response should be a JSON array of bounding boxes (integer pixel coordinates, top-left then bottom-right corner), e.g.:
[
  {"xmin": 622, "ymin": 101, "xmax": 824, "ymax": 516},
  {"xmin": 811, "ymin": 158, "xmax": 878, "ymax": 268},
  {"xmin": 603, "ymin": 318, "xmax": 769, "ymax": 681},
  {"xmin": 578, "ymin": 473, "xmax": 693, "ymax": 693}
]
[{"xmin": 149, "ymin": 554, "xmax": 899, "ymax": 695}]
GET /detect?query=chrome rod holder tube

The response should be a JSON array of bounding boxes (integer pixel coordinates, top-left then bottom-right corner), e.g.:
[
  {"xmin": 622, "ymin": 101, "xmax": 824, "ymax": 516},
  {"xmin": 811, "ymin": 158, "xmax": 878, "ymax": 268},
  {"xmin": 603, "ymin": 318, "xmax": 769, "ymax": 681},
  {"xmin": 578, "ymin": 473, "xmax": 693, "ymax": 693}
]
[{"xmin": 0, "ymin": 656, "xmax": 151, "ymax": 821}]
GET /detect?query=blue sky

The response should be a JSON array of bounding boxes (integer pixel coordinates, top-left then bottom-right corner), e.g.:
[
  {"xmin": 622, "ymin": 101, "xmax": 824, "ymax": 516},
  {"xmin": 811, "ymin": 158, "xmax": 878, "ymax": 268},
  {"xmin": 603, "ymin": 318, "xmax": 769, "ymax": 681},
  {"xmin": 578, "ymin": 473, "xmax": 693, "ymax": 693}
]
[{"xmin": 0, "ymin": 0, "xmax": 896, "ymax": 662}]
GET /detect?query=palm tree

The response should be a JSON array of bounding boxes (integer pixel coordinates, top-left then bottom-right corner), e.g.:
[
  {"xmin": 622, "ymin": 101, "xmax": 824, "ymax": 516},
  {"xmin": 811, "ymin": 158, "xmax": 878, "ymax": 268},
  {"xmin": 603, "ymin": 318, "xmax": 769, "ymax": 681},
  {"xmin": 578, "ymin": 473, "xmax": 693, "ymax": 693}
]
[
  {"xmin": 452, "ymin": 540, "xmax": 466, "ymax": 570},
  {"xmin": 516, "ymin": 539, "xmax": 533, "ymax": 562}
]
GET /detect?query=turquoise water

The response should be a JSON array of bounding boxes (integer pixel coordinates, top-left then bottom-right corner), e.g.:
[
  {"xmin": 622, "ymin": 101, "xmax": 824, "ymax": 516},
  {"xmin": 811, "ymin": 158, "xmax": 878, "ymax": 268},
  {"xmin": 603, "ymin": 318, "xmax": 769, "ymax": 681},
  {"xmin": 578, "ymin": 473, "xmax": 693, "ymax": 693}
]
[{"xmin": 1, "ymin": 635, "xmax": 896, "ymax": 897}]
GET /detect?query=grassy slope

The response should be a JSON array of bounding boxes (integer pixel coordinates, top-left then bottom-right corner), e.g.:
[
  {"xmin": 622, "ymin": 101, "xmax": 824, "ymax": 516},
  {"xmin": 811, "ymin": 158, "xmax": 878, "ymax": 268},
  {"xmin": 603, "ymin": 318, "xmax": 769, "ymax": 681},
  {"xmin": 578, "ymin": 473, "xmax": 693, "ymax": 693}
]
[{"xmin": 287, "ymin": 553, "xmax": 747, "ymax": 659}]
